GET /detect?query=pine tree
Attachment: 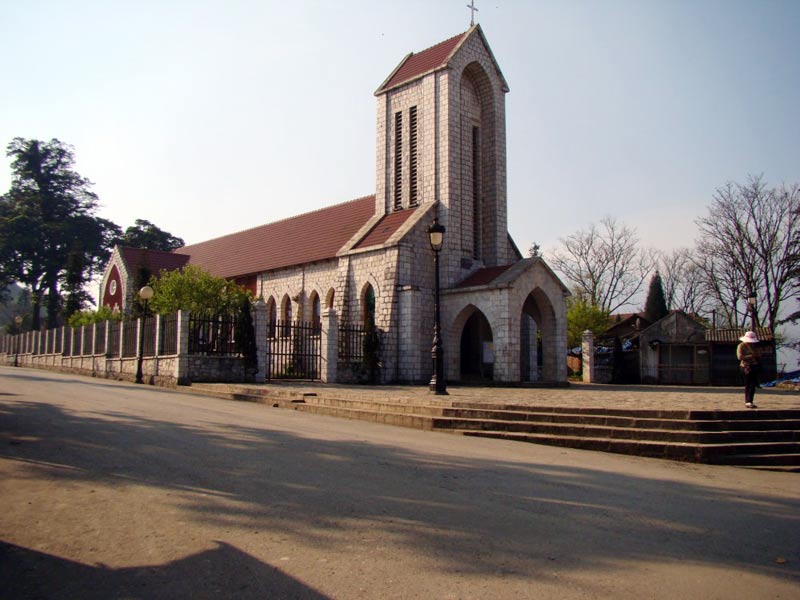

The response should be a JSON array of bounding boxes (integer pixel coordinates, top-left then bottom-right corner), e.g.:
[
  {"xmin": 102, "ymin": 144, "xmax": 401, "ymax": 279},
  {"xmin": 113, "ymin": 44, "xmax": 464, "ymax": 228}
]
[{"xmin": 643, "ymin": 271, "xmax": 669, "ymax": 323}]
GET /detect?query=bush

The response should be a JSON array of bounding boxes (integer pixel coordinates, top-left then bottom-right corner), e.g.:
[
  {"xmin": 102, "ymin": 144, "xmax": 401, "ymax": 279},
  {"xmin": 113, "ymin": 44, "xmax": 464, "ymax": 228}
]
[{"xmin": 67, "ymin": 306, "xmax": 122, "ymax": 327}]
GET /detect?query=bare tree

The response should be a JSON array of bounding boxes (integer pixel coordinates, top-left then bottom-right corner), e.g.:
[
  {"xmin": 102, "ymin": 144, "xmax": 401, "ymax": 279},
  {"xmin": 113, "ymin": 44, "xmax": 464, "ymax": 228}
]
[
  {"xmin": 695, "ymin": 175, "xmax": 800, "ymax": 333},
  {"xmin": 658, "ymin": 248, "xmax": 712, "ymax": 316},
  {"xmin": 547, "ymin": 217, "xmax": 655, "ymax": 314}
]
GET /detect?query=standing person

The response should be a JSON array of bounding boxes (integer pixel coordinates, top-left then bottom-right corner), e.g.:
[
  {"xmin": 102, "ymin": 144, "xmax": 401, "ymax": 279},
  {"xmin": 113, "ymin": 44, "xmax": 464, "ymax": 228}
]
[{"xmin": 737, "ymin": 331, "xmax": 761, "ymax": 408}]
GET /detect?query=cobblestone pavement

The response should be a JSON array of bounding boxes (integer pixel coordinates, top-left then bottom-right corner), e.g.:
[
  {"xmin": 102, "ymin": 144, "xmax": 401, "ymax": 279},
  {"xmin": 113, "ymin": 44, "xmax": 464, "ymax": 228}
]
[{"xmin": 212, "ymin": 380, "xmax": 800, "ymax": 411}]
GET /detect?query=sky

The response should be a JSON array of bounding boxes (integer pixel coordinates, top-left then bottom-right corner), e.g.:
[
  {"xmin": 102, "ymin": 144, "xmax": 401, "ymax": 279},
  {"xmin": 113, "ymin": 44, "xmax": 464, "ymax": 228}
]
[{"xmin": 1, "ymin": 1, "xmax": 799, "ymax": 259}]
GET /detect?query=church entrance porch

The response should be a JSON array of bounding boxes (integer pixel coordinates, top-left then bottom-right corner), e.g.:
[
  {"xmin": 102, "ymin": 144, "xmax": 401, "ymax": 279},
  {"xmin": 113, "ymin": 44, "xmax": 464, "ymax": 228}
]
[{"xmin": 443, "ymin": 258, "xmax": 569, "ymax": 384}]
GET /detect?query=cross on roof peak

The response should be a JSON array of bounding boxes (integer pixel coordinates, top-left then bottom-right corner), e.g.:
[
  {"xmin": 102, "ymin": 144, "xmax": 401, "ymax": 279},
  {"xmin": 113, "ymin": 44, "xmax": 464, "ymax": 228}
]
[{"xmin": 467, "ymin": 0, "xmax": 479, "ymax": 27}]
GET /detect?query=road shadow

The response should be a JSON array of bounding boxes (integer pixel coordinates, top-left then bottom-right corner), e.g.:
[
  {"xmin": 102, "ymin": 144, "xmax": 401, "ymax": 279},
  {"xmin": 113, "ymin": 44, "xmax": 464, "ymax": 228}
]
[
  {"xmin": 1, "ymin": 381, "xmax": 799, "ymax": 592},
  {"xmin": 0, "ymin": 540, "xmax": 330, "ymax": 600}
]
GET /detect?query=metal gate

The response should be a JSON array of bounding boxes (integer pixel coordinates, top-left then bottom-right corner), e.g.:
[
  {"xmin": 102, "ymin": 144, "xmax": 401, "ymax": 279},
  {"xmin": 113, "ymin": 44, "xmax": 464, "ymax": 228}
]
[{"xmin": 267, "ymin": 320, "xmax": 321, "ymax": 380}]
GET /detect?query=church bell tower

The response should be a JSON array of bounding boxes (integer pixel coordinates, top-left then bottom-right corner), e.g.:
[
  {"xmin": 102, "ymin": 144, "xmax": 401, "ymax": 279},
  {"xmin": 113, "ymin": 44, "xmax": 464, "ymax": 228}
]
[{"xmin": 374, "ymin": 25, "xmax": 511, "ymax": 285}]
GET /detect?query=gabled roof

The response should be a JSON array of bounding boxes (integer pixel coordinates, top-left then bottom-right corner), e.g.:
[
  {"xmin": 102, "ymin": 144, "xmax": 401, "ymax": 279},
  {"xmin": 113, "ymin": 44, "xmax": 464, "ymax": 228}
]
[
  {"xmin": 456, "ymin": 265, "xmax": 513, "ymax": 288},
  {"xmin": 453, "ymin": 257, "xmax": 570, "ymax": 293},
  {"xmin": 118, "ymin": 246, "xmax": 190, "ymax": 276},
  {"xmin": 706, "ymin": 327, "xmax": 774, "ymax": 343},
  {"xmin": 377, "ymin": 31, "xmax": 468, "ymax": 93},
  {"xmin": 376, "ymin": 25, "xmax": 509, "ymax": 95},
  {"xmin": 352, "ymin": 207, "xmax": 417, "ymax": 250},
  {"xmin": 174, "ymin": 195, "xmax": 377, "ymax": 278}
]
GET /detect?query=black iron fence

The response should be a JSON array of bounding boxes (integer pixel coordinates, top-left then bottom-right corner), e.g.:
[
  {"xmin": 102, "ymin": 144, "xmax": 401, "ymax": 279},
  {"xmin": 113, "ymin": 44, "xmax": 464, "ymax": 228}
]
[
  {"xmin": 338, "ymin": 322, "xmax": 365, "ymax": 365},
  {"xmin": 107, "ymin": 321, "xmax": 120, "ymax": 358},
  {"xmin": 188, "ymin": 314, "xmax": 239, "ymax": 356},
  {"xmin": 266, "ymin": 320, "xmax": 320, "ymax": 380},
  {"xmin": 122, "ymin": 320, "xmax": 138, "ymax": 358},
  {"xmin": 160, "ymin": 313, "xmax": 178, "ymax": 355}
]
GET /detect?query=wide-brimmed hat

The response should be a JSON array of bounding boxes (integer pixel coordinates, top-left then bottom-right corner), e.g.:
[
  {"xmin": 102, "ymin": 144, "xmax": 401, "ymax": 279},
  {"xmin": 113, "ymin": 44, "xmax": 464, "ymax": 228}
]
[{"xmin": 739, "ymin": 331, "xmax": 759, "ymax": 344}]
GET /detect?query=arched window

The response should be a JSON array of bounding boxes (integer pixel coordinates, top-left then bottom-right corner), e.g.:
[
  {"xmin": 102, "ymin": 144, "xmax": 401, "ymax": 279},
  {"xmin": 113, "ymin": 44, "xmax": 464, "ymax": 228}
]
[
  {"xmin": 266, "ymin": 296, "xmax": 277, "ymax": 338},
  {"xmin": 326, "ymin": 288, "xmax": 335, "ymax": 309},
  {"xmin": 310, "ymin": 291, "xmax": 321, "ymax": 331},
  {"xmin": 281, "ymin": 294, "xmax": 292, "ymax": 337},
  {"xmin": 362, "ymin": 284, "xmax": 376, "ymax": 327}
]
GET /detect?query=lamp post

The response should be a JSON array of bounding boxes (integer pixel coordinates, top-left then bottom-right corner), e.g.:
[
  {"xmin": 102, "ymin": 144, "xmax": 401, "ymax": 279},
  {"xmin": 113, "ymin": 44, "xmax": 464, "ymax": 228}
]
[
  {"xmin": 747, "ymin": 291, "xmax": 758, "ymax": 330},
  {"xmin": 14, "ymin": 315, "xmax": 23, "ymax": 367},
  {"xmin": 428, "ymin": 216, "xmax": 448, "ymax": 395},
  {"xmin": 135, "ymin": 285, "xmax": 154, "ymax": 384}
]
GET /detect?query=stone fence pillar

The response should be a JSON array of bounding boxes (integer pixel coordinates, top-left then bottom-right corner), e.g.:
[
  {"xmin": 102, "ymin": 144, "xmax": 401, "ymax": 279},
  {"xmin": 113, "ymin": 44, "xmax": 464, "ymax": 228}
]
[
  {"xmin": 582, "ymin": 329, "xmax": 595, "ymax": 383},
  {"xmin": 175, "ymin": 310, "xmax": 191, "ymax": 385},
  {"xmin": 253, "ymin": 299, "xmax": 268, "ymax": 383},
  {"xmin": 320, "ymin": 308, "xmax": 338, "ymax": 383}
]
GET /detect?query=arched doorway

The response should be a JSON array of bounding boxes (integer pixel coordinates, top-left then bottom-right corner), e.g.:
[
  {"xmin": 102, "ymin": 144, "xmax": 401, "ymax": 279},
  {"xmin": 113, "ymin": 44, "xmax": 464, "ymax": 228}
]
[
  {"xmin": 520, "ymin": 289, "xmax": 557, "ymax": 382},
  {"xmin": 460, "ymin": 309, "xmax": 494, "ymax": 381}
]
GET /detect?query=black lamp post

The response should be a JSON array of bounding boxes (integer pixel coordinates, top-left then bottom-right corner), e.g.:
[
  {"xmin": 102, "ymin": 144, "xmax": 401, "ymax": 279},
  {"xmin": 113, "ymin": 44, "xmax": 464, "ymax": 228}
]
[
  {"xmin": 428, "ymin": 217, "xmax": 448, "ymax": 395},
  {"xmin": 135, "ymin": 285, "xmax": 154, "ymax": 384},
  {"xmin": 13, "ymin": 315, "xmax": 22, "ymax": 367},
  {"xmin": 747, "ymin": 290, "xmax": 758, "ymax": 330}
]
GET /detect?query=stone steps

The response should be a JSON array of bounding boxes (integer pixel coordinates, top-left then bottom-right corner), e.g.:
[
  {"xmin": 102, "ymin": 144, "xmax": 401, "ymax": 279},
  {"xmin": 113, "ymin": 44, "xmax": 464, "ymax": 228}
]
[{"xmin": 186, "ymin": 383, "xmax": 800, "ymax": 471}]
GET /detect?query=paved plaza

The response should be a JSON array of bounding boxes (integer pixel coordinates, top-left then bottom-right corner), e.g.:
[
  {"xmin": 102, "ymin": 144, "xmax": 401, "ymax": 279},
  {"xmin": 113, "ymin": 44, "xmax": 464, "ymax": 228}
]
[{"xmin": 204, "ymin": 379, "xmax": 800, "ymax": 412}]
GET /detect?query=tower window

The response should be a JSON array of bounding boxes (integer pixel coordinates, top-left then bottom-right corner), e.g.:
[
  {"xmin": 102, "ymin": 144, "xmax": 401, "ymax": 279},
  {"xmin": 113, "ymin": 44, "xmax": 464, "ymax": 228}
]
[
  {"xmin": 472, "ymin": 125, "xmax": 481, "ymax": 259},
  {"xmin": 394, "ymin": 111, "xmax": 403, "ymax": 211},
  {"xmin": 409, "ymin": 106, "xmax": 418, "ymax": 207}
]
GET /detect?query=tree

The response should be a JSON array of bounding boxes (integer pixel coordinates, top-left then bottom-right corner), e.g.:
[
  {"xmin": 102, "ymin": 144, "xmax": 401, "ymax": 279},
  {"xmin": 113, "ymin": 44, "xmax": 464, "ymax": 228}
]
[
  {"xmin": 565, "ymin": 293, "xmax": 612, "ymax": 348},
  {"xmin": 695, "ymin": 175, "xmax": 800, "ymax": 332},
  {"xmin": 0, "ymin": 284, "xmax": 33, "ymax": 333},
  {"xmin": 548, "ymin": 217, "xmax": 655, "ymax": 314},
  {"xmin": 0, "ymin": 138, "xmax": 121, "ymax": 329},
  {"xmin": 658, "ymin": 248, "xmax": 712, "ymax": 317},
  {"xmin": 61, "ymin": 246, "xmax": 92, "ymax": 320},
  {"xmin": 642, "ymin": 271, "xmax": 669, "ymax": 323},
  {"xmin": 234, "ymin": 295, "xmax": 258, "ymax": 380},
  {"xmin": 117, "ymin": 219, "xmax": 184, "ymax": 251},
  {"xmin": 148, "ymin": 265, "xmax": 251, "ymax": 316}
]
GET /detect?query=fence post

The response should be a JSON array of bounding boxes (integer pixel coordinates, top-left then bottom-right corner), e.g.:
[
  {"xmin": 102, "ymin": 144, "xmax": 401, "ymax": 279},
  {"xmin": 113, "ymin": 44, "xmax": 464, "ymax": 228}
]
[
  {"xmin": 320, "ymin": 308, "xmax": 338, "ymax": 383},
  {"xmin": 252, "ymin": 299, "xmax": 268, "ymax": 383},
  {"xmin": 153, "ymin": 314, "xmax": 161, "ymax": 377},
  {"xmin": 103, "ymin": 319, "xmax": 111, "ymax": 375},
  {"xmin": 582, "ymin": 330, "xmax": 595, "ymax": 383},
  {"xmin": 175, "ymin": 310, "xmax": 191, "ymax": 385}
]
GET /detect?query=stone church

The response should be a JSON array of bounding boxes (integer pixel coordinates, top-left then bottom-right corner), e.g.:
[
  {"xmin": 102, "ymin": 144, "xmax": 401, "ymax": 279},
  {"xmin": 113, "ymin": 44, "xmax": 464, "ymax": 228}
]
[{"xmin": 100, "ymin": 25, "xmax": 569, "ymax": 385}]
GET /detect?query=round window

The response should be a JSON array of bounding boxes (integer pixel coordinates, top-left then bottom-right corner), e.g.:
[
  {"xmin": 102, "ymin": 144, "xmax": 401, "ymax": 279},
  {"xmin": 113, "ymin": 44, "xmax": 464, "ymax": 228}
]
[{"xmin": 109, "ymin": 280, "xmax": 117, "ymax": 295}]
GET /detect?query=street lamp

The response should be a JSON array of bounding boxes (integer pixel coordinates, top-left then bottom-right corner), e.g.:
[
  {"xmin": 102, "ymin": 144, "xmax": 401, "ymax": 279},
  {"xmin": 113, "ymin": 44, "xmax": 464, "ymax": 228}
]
[
  {"xmin": 135, "ymin": 285, "xmax": 154, "ymax": 384},
  {"xmin": 747, "ymin": 291, "xmax": 758, "ymax": 330},
  {"xmin": 428, "ymin": 216, "xmax": 448, "ymax": 395},
  {"xmin": 14, "ymin": 315, "xmax": 22, "ymax": 367}
]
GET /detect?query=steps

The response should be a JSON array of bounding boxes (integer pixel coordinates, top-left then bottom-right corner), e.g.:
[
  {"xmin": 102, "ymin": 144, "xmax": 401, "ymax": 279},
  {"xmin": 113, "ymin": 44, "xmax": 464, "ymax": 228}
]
[{"xmin": 187, "ymin": 384, "xmax": 800, "ymax": 472}]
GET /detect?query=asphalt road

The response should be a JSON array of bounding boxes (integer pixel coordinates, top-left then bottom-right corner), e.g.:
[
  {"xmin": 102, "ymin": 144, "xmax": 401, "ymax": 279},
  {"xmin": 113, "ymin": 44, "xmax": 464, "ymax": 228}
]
[{"xmin": 1, "ymin": 367, "xmax": 798, "ymax": 599}]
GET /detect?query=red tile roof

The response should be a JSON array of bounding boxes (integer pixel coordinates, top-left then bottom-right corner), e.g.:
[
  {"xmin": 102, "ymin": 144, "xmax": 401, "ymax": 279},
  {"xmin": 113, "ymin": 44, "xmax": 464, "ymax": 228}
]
[
  {"xmin": 378, "ymin": 31, "xmax": 467, "ymax": 92},
  {"xmin": 353, "ymin": 208, "xmax": 416, "ymax": 250},
  {"xmin": 174, "ymin": 195, "xmax": 376, "ymax": 278},
  {"xmin": 456, "ymin": 265, "xmax": 513, "ymax": 288},
  {"xmin": 119, "ymin": 247, "xmax": 190, "ymax": 276}
]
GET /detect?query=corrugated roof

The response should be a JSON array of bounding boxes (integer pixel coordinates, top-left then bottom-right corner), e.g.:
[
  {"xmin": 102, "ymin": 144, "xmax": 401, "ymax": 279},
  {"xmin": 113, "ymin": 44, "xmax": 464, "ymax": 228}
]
[
  {"xmin": 173, "ymin": 195, "xmax": 376, "ymax": 278},
  {"xmin": 456, "ymin": 265, "xmax": 513, "ymax": 288},
  {"xmin": 705, "ymin": 327, "xmax": 774, "ymax": 343},
  {"xmin": 119, "ymin": 247, "xmax": 190, "ymax": 276},
  {"xmin": 378, "ymin": 31, "xmax": 467, "ymax": 92},
  {"xmin": 353, "ymin": 208, "xmax": 416, "ymax": 249}
]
